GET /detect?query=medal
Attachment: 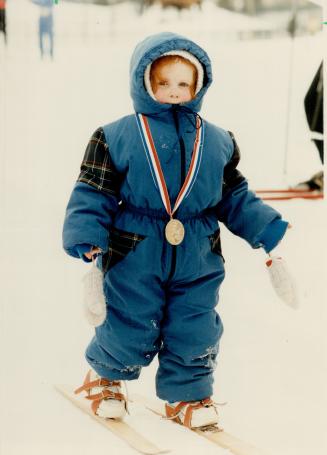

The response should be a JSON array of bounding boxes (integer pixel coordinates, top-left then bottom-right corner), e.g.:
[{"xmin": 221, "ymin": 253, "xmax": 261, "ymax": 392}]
[
  {"xmin": 165, "ymin": 218, "xmax": 185, "ymax": 245},
  {"xmin": 136, "ymin": 112, "xmax": 204, "ymax": 246}
]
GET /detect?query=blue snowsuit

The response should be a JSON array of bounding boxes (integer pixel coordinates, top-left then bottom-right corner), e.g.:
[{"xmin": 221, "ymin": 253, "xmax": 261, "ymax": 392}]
[{"xmin": 62, "ymin": 32, "xmax": 288, "ymax": 402}]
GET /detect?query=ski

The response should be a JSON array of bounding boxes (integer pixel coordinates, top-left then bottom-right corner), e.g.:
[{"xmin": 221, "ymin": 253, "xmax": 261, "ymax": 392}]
[
  {"xmin": 259, "ymin": 193, "xmax": 322, "ymax": 201},
  {"xmin": 55, "ymin": 385, "xmax": 169, "ymax": 455},
  {"xmin": 255, "ymin": 189, "xmax": 323, "ymax": 201},
  {"xmin": 255, "ymin": 188, "xmax": 317, "ymax": 193},
  {"xmin": 131, "ymin": 393, "xmax": 269, "ymax": 455}
]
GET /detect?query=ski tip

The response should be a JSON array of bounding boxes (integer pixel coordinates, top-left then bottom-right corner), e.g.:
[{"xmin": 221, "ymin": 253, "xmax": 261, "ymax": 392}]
[
  {"xmin": 53, "ymin": 383, "xmax": 65, "ymax": 392},
  {"xmin": 54, "ymin": 383, "xmax": 69, "ymax": 390},
  {"xmin": 53, "ymin": 384, "xmax": 75, "ymax": 396},
  {"xmin": 54, "ymin": 386, "xmax": 170, "ymax": 455},
  {"xmin": 154, "ymin": 449, "xmax": 170, "ymax": 454},
  {"xmin": 142, "ymin": 450, "xmax": 170, "ymax": 455}
]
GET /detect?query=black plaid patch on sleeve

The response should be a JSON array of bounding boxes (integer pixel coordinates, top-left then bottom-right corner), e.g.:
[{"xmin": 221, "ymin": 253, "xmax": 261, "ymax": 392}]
[
  {"xmin": 222, "ymin": 131, "xmax": 246, "ymax": 194},
  {"xmin": 77, "ymin": 127, "xmax": 121, "ymax": 196}
]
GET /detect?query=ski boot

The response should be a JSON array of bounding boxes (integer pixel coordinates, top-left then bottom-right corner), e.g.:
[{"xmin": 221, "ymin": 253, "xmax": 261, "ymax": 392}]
[
  {"xmin": 165, "ymin": 397, "xmax": 219, "ymax": 429},
  {"xmin": 74, "ymin": 369, "xmax": 128, "ymax": 419}
]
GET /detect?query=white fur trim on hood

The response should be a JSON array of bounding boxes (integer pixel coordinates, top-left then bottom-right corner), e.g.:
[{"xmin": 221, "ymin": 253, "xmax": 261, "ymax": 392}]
[{"xmin": 144, "ymin": 49, "xmax": 204, "ymax": 101}]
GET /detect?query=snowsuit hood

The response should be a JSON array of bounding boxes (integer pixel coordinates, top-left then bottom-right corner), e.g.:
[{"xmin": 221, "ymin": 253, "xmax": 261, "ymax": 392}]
[{"xmin": 129, "ymin": 32, "xmax": 213, "ymax": 114}]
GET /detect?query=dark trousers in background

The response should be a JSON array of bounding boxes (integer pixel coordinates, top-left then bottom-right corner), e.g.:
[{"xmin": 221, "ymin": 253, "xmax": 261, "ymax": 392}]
[
  {"xmin": 0, "ymin": 9, "xmax": 6, "ymax": 43},
  {"xmin": 304, "ymin": 62, "xmax": 324, "ymax": 164}
]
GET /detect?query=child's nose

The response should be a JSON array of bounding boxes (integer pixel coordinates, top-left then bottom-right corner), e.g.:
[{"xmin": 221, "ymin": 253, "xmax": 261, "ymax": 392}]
[{"xmin": 169, "ymin": 89, "xmax": 179, "ymax": 99}]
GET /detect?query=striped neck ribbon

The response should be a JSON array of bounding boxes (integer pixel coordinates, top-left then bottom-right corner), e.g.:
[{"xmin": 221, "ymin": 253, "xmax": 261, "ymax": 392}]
[{"xmin": 136, "ymin": 112, "xmax": 204, "ymax": 218}]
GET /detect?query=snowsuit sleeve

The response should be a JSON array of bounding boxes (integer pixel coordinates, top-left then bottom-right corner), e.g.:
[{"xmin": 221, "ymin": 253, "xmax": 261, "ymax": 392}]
[
  {"xmin": 215, "ymin": 132, "xmax": 288, "ymax": 253},
  {"xmin": 62, "ymin": 127, "xmax": 122, "ymax": 259}
]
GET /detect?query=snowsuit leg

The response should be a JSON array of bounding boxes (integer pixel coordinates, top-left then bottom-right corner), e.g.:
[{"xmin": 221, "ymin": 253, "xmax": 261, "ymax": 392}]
[
  {"xmin": 85, "ymin": 233, "xmax": 167, "ymax": 381},
  {"xmin": 156, "ymin": 233, "xmax": 225, "ymax": 402}
]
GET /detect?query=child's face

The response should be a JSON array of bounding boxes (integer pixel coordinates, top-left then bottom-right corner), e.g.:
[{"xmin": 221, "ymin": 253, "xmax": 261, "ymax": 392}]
[{"xmin": 151, "ymin": 60, "xmax": 196, "ymax": 104}]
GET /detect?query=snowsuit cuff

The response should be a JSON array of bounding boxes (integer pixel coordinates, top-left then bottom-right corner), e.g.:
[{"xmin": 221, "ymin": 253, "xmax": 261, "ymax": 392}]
[
  {"xmin": 75, "ymin": 244, "xmax": 93, "ymax": 263},
  {"xmin": 258, "ymin": 219, "xmax": 289, "ymax": 253}
]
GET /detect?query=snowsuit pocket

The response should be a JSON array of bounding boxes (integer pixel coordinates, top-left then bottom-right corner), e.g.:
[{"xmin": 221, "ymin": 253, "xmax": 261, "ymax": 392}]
[
  {"xmin": 208, "ymin": 228, "xmax": 224, "ymax": 262},
  {"xmin": 102, "ymin": 226, "xmax": 146, "ymax": 273}
]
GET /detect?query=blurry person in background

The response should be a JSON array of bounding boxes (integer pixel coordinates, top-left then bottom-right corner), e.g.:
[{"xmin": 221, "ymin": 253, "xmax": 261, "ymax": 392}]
[
  {"xmin": 0, "ymin": 0, "xmax": 6, "ymax": 45},
  {"xmin": 32, "ymin": 0, "xmax": 54, "ymax": 60},
  {"xmin": 295, "ymin": 62, "xmax": 323, "ymax": 192}
]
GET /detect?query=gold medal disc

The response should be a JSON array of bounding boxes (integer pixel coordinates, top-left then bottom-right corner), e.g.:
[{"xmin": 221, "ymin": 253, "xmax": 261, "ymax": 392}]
[{"xmin": 165, "ymin": 219, "xmax": 185, "ymax": 245}]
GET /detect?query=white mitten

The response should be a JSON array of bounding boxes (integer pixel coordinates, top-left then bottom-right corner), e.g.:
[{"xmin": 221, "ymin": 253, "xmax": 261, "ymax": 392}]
[
  {"xmin": 265, "ymin": 255, "xmax": 298, "ymax": 309},
  {"xmin": 82, "ymin": 259, "xmax": 107, "ymax": 326}
]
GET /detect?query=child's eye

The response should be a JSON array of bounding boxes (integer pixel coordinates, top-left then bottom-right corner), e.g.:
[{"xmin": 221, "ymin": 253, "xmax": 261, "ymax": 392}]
[
  {"xmin": 159, "ymin": 81, "xmax": 168, "ymax": 86},
  {"xmin": 179, "ymin": 82, "xmax": 189, "ymax": 87}
]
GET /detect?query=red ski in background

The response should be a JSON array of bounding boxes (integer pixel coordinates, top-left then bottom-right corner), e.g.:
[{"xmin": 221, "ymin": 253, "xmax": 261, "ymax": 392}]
[{"xmin": 255, "ymin": 188, "xmax": 323, "ymax": 201}]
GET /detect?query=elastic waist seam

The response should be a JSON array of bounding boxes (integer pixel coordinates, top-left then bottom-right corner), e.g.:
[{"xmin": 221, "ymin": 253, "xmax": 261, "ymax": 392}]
[{"xmin": 119, "ymin": 202, "xmax": 216, "ymax": 222}]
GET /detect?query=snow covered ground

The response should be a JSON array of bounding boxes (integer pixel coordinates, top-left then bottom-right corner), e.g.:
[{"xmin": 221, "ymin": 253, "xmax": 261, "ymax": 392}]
[{"xmin": 0, "ymin": 1, "xmax": 326, "ymax": 454}]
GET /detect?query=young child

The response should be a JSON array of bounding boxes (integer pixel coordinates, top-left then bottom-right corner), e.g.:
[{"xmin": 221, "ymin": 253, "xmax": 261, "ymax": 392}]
[{"xmin": 62, "ymin": 32, "xmax": 289, "ymax": 428}]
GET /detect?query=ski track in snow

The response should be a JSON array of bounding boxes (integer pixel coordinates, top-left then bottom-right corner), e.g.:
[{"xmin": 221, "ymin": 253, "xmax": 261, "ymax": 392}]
[{"xmin": 1, "ymin": 1, "xmax": 326, "ymax": 454}]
